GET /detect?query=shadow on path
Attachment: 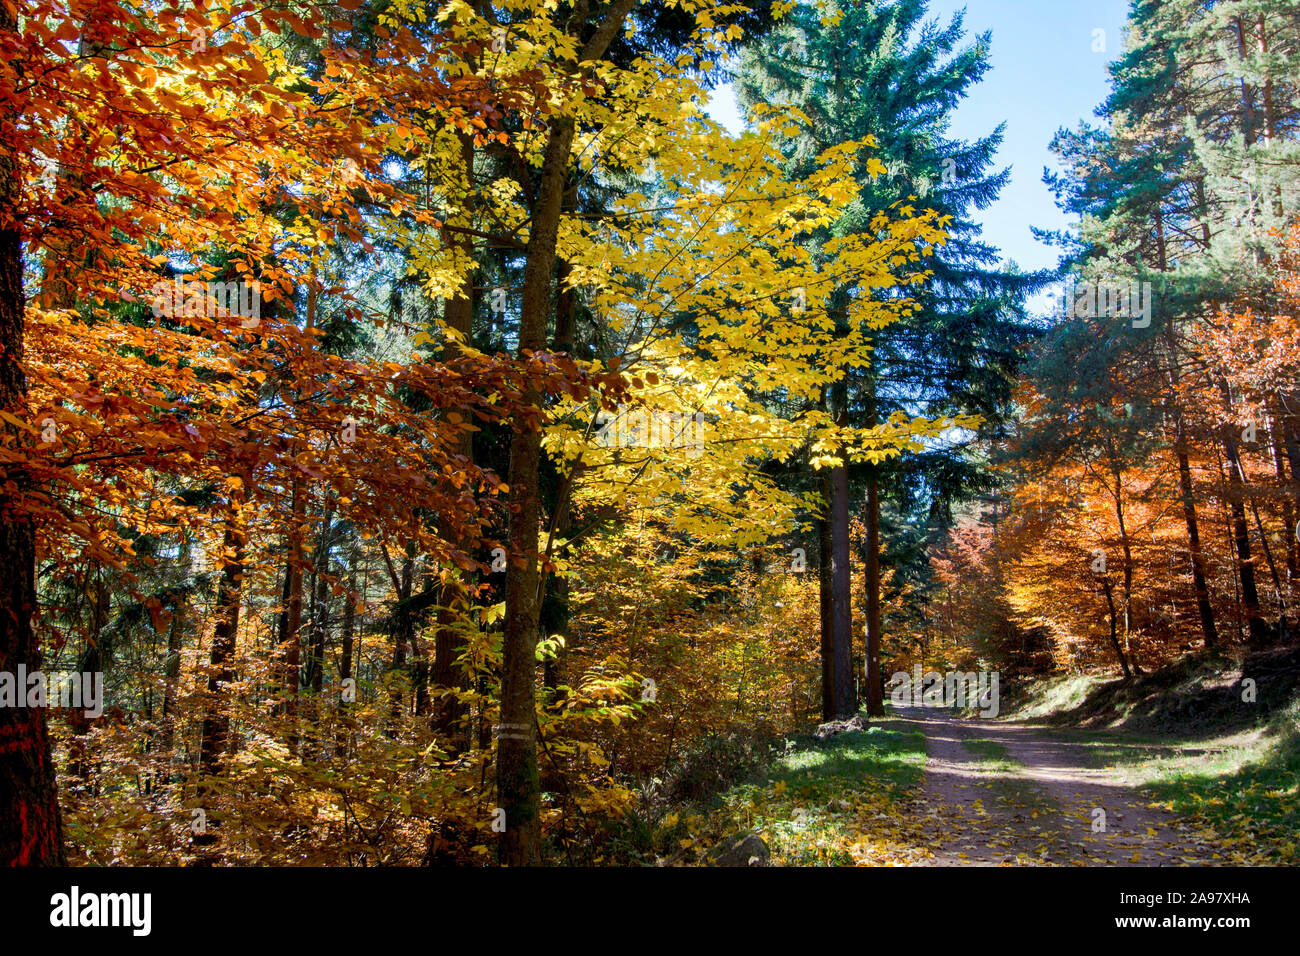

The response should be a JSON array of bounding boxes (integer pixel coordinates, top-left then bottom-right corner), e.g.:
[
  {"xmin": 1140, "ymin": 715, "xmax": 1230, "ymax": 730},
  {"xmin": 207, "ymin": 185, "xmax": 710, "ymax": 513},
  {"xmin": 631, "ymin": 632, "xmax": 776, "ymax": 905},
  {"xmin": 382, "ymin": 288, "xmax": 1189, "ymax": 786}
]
[{"xmin": 887, "ymin": 707, "xmax": 1218, "ymax": 866}]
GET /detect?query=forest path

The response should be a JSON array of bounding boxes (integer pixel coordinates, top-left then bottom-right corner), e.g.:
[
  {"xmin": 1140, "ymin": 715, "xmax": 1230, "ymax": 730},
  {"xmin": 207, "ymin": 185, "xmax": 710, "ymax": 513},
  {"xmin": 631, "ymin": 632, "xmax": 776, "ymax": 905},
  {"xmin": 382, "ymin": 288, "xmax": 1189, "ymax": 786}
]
[{"xmin": 880, "ymin": 708, "xmax": 1219, "ymax": 866}]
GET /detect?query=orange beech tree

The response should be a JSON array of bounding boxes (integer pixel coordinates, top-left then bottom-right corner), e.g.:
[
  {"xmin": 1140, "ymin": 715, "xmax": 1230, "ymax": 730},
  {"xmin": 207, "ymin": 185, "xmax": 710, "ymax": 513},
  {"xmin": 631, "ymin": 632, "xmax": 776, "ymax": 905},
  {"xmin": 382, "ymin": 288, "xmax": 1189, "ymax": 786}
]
[
  {"xmin": 927, "ymin": 223, "xmax": 1300, "ymax": 679},
  {"xmin": 0, "ymin": 0, "xmax": 571, "ymax": 865}
]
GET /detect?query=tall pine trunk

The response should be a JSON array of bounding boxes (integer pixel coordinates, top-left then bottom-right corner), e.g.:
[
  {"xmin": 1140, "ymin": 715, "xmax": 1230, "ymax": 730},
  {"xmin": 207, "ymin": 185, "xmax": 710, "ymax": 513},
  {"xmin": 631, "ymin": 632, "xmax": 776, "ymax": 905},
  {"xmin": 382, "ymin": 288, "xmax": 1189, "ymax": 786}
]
[
  {"xmin": 862, "ymin": 368, "xmax": 883, "ymax": 716},
  {"xmin": 828, "ymin": 452, "xmax": 856, "ymax": 717},
  {"xmin": 863, "ymin": 472, "xmax": 884, "ymax": 715},
  {"xmin": 1110, "ymin": 459, "xmax": 1140, "ymax": 673},
  {"xmin": 1158, "ymin": 209, "xmax": 1218, "ymax": 647},
  {"xmin": 1268, "ymin": 411, "xmax": 1298, "ymax": 584},
  {"xmin": 818, "ymin": 495, "xmax": 835, "ymax": 720}
]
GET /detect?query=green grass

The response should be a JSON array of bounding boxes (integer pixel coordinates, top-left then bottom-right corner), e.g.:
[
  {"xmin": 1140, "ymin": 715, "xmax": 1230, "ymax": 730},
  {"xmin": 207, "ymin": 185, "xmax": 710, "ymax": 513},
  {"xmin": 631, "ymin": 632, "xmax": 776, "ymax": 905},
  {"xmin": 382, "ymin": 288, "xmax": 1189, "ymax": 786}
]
[
  {"xmin": 1141, "ymin": 707, "xmax": 1300, "ymax": 863},
  {"xmin": 768, "ymin": 726, "xmax": 926, "ymax": 793},
  {"xmin": 708, "ymin": 722, "xmax": 927, "ymax": 865},
  {"xmin": 1005, "ymin": 674, "xmax": 1109, "ymax": 721}
]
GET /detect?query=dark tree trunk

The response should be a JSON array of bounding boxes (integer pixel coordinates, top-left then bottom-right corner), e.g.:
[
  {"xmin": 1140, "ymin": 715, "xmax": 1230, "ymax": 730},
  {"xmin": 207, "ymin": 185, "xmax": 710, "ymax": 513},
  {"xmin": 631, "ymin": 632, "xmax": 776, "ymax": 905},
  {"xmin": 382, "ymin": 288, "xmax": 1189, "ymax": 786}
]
[
  {"xmin": 1269, "ymin": 412, "xmax": 1298, "ymax": 584},
  {"xmin": 1221, "ymin": 401, "xmax": 1270, "ymax": 645},
  {"xmin": 1102, "ymin": 581, "xmax": 1133, "ymax": 678},
  {"xmin": 541, "ymin": 251, "xmax": 579, "ymax": 698},
  {"xmin": 1278, "ymin": 394, "xmax": 1300, "ymax": 521},
  {"xmin": 305, "ymin": 503, "xmax": 333, "ymax": 699},
  {"xmin": 861, "ymin": 367, "xmax": 883, "ymax": 716},
  {"xmin": 864, "ymin": 472, "xmax": 884, "ymax": 716},
  {"xmin": 387, "ymin": 551, "xmax": 414, "ymax": 733},
  {"xmin": 307, "ymin": 570, "xmax": 328, "ymax": 696},
  {"xmin": 199, "ymin": 510, "xmax": 248, "ymax": 780},
  {"xmin": 828, "ymin": 457, "xmax": 856, "ymax": 717},
  {"xmin": 0, "ymin": 47, "xmax": 65, "ymax": 859},
  {"xmin": 1158, "ymin": 207, "xmax": 1218, "ymax": 648},
  {"xmin": 280, "ymin": 478, "xmax": 305, "ymax": 754},
  {"xmin": 1111, "ymin": 462, "xmax": 1141, "ymax": 674},
  {"xmin": 1176, "ymin": 434, "xmax": 1218, "ymax": 647},
  {"xmin": 160, "ymin": 595, "xmax": 187, "ymax": 755},
  {"xmin": 336, "ymin": 555, "xmax": 356, "ymax": 758},
  {"xmin": 433, "ymin": 130, "xmax": 477, "ymax": 745},
  {"xmin": 818, "ymin": 497, "xmax": 834, "ymax": 720}
]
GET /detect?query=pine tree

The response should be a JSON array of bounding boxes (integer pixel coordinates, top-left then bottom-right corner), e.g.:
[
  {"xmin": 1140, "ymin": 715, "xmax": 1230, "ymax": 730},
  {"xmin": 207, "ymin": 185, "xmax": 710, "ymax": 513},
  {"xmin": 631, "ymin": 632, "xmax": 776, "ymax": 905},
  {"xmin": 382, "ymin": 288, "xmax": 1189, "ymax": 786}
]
[
  {"xmin": 737, "ymin": 0, "xmax": 1044, "ymax": 713},
  {"xmin": 1042, "ymin": 0, "xmax": 1300, "ymax": 646}
]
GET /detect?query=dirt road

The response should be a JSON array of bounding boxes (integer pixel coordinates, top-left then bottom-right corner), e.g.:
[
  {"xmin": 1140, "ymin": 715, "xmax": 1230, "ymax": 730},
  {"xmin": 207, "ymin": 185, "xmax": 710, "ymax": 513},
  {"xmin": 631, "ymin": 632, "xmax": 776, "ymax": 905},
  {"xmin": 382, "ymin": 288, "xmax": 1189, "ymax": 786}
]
[{"xmin": 885, "ymin": 707, "xmax": 1217, "ymax": 866}]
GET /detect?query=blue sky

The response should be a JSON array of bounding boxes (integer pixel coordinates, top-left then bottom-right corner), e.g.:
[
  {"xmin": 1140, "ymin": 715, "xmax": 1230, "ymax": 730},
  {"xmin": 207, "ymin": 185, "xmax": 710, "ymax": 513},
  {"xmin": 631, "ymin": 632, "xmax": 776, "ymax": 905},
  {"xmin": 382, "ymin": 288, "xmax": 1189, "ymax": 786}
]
[{"xmin": 707, "ymin": 0, "xmax": 1133, "ymax": 279}]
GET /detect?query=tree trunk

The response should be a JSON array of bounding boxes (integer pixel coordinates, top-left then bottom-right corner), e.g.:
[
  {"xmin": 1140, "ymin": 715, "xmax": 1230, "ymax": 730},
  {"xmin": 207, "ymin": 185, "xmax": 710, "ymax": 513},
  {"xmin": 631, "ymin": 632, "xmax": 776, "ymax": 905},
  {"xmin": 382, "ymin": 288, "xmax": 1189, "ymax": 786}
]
[
  {"xmin": 863, "ymin": 472, "xmax": 884, "ymax": 715},
  {"xmin": 387, "ymin": 550, "xmax": 415, "ymax": 732},
  {"xmin": 198, "ymin": 507, "xmax": 248, "ymax": 780},
  {"xmin": 498, "ymin": 113, "xmax": 575, "ymax": 866},
  {"xmin": 336, "ymin": 554, "xmax": 356, "ymax": 758},
  {"xmin": 828, "ymin": 454, "xmax": 856, "ymax": 718},
  {"xmin": 1269, "ymin": 411, "xmax": 1298, "ymax": 584},
  {"xmin": 1158, "ymin": 208, "xmax": 1218, "ymax": 647},
  {"xmin": 1176, "ymin": 431, "xmax": 1218, "ymax": 647},
  {"xmin": 280, "ymin": 478, "xmax": 305, "ymax": 753},
  {"xmin": 541, "ymin": 249, "xmax": 579, "ymax": 698},
  {"xmin": 1101, "ymin": 581, "xmax": 1132, "ymax": 678},
  {"xmin": 160, "ymin": 595, "xmax": 187, "ymax": 756},
  {"xmin": 1233, "ymin": 418, "xmax": 1288, "ymax": 640},
  {"xmin": 433, "ymin": 129, "xmax": 477, "ymax": 745},
  {"xmin": 307, "ymin": 569, "xmax": 329, "ymax": 696},
  {"xmin": 818, "ymin": 494, "xmax": 834, "ymax": 720},
  {"xmin": 1233, "ymin": 14, "xmax": 1259, "ymax": 147},
  {"xmin": 1110, "ymin": 461, "xmax": 1140, "ymax": 674},
  {"xmin": 1256, "ymin": 12, "xmax": 1277, "ymax": 147},
  {"xmin": 859, "ymin": 355, "xmax": 884, "ymax": 716},
  {"xmin": 305, "ymin": 502, "xmax": 333, "ymax": 695},
  {"xmin": 496, "ymin": 0, "xmax": 639, "ymax": 865},
  {"xmin": 0, "ymin": 52, "xmax": 65, "ymax": 858},
  {"xmin": 305, "ymin": 503, "xmax": 333, "ymax": 744},
  {"xmin": 497, "ymin": 0, "xmax": 638, "ymax": 866},
  {"xmin": 1220, "ymin": 388, "xmax": 1270, "ymax": 645}
]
